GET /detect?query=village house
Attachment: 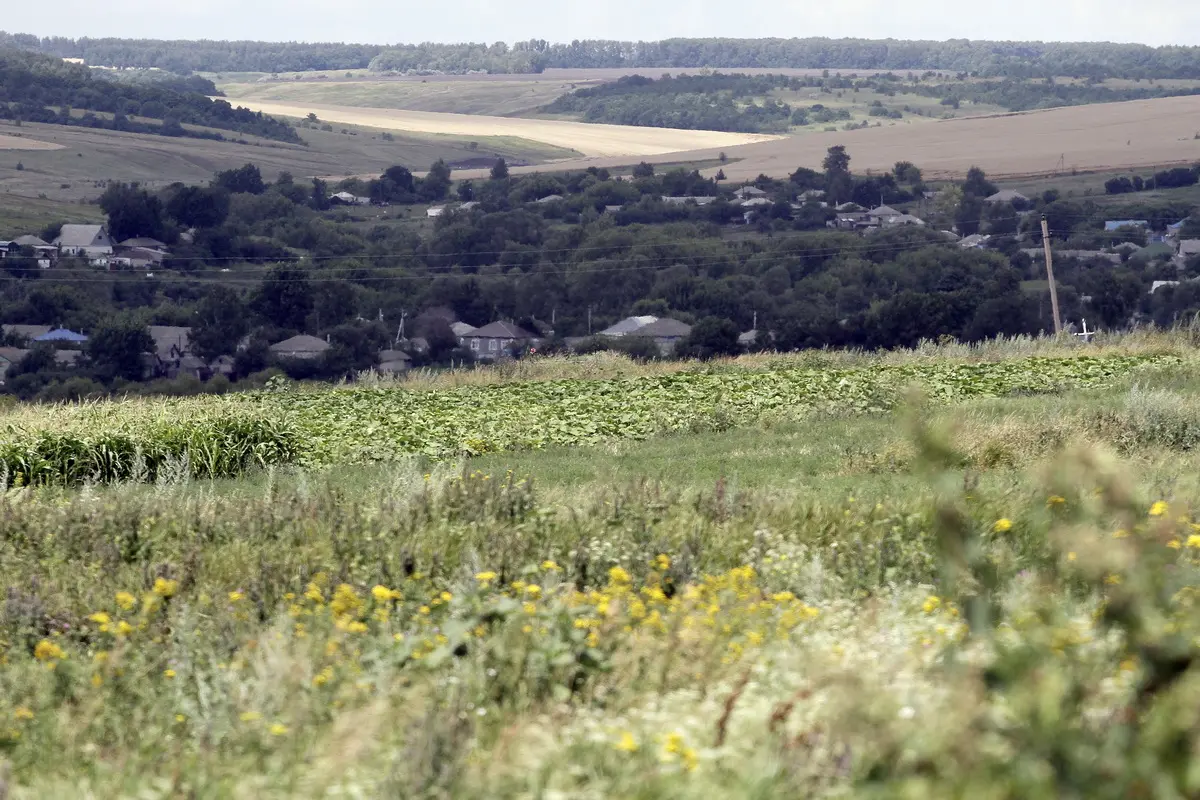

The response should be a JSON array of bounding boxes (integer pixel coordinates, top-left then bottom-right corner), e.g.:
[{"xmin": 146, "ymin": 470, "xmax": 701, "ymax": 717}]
[
  {"xmin": 459, "ymin": 321, "xmax": 537, "ymax": 360},
  {"xmin": 330, "ymin": 192, "xmax": 371, "ymax": 206},
  {"xmin": 0, "ymin": 347, "xmax": 29, "ymax": 384},
  {"xmin": 1179, "ymin": 240, "xmax": 1200, "ymax": 259},
  {"xmin": 2, "ymin": 324, "xmax": 52, "ymax": 343},
  {"xmin": 733, "ymin": 186, "xmax": 767, "ymax": 200},
  {"xmin": 12, "ymin": 235, "xmax": 57, "ymax": 267},
  {"xmin": 624, "ymin": 318, "xmax": 692, "ymax": 355},
  {"xmin": 597, "ymin": 315, "xmax": 691, "ymax": 354},
  {"xmin": 599, "ymin": 316, "xmax": 659, "ymax": 337},
  {"xmin": 35, "ymin": 328, "xmax": 88, "ymax": 345},
  {"xmin": 376, "ymin": 349, "xmax": 413, "ymax": 375},
  {"xmin": 985, "ymin": 190, "xmax": 1029, "ymax": 205},
  {"xmin": 269, "ymin": 334, "xmax": 331, "ymax": 360},
  {"xmin": 662, "ymin": 196, "xmax": 716, "ymax": 206},
  {"xmin": 54, "ymin": 224, "xmax": 115, "ymax": 263},
  {"xmin": 1105, "ymin": 220, "xmax": 1150, "ymax": 232}
]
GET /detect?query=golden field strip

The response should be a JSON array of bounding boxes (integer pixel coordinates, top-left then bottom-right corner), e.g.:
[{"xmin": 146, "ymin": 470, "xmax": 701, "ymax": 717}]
[
  {"xmin": 226, "ymin": 100, "xmax": 783, "ymax": 158},
  {"xmin": 0, "ymin": 133, "xmax": 64, "ymax": 151}
]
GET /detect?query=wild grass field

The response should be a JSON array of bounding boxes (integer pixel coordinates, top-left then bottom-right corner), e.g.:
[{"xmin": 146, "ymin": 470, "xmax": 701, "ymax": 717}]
[
  {"xmin": 0, "ymin": 118, "xmax": 576, "ymax": 203},
  {"xmin": 3, "ymin": 334, "xmax": 1200, "ymax": 796}
]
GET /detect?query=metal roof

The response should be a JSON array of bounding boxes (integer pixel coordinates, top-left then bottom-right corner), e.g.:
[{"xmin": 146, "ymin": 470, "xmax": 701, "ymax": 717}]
[{"xmin": 35, "ymin": 328, "xmax": 88, "ymax": 343}]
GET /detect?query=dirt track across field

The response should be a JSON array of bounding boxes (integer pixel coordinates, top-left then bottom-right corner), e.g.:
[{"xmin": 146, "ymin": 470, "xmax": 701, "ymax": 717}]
[
  {"xmin": 452, "ymin": 95, "xmax": 1200, "ymax": 180},
  {"xmin": 0, "ymin": 134, "xmax": 64, "ymax": 151},
  {"xmin": 229, "ymin": 100, "xmax": 782, "ymax": 158}
]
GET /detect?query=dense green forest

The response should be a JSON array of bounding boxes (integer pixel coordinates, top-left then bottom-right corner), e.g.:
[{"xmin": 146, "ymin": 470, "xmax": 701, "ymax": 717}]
[
  {"xmin": 541, "ymin": 72, "xmax": 1200, "ymax": 132},
  {"xmin": 3, "ymin": 146, "xmax": 1200, "ymax": 400},
  {"xmin": 5, "ymin": 32, "xmax": 1200, "ymax": 79},
  {"xmin": 0, "ymin": 49, "xmax": 300, "ymax": 142},
  {"xmin": 0, "ymin": 32, "xmax": 383, "ymax": 74},
  {"xmin": 541, "ymin": 74, "xmax": 799, "ymax": 133}
]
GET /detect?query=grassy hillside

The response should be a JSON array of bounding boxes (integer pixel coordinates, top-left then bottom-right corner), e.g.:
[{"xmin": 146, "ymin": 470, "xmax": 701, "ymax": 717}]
[
  {"xmin": 219, "ymin": 76, "xmax": 592, "ymax": 117},
  {"xmin": 0, "ymin": 119, "xmax": 578, "ymax": 202},
  {"xmin": 2, "ymin": 337, "xmax": 1200, "ymax": 795}
]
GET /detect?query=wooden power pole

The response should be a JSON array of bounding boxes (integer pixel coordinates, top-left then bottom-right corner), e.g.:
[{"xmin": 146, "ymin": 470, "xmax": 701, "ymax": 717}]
[{"xmin": 1041, "ymin": 215, "xmax": 1063, "ymax": 335}]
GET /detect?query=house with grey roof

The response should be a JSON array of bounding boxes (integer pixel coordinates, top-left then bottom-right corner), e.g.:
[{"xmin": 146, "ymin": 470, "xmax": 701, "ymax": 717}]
[
  {"xmin": 376, "ymin": 349, "xmax": 412, "ymax": 375},
  {"xmin": 1179, "ymin": 240, "xmax": 1200, "ymax": 258},
  {"xmin": 734, "ymin": 186, "xmax": 767, "ymax": 200},
  {"xmin": 2, "ymin": 324, "xmax": 52, "ymax": 343},
  {"xmin": 459, "ymin": 321, "xmax": 537, "ymax": 360},
  {"xmin": 985, "ymin": 190, "xmax": 1030, "ymax": 205},
  {"xmin": 619, "ymin": 318, "xmax": 692, "ymax": 355},
  {"xmin": 599, "ymin": 316, "xmax": 659, "ymax": 337},
  {"xmin": 0, "ymin": 347, "xmax": 29, "ymax": 383},
  {"xmin": 269, "ymin": 334, "xmax": 331, "ymax": 360},
  {"xmin": 54, "ymin": 224, "xmax": 114, "ymax": 261}
]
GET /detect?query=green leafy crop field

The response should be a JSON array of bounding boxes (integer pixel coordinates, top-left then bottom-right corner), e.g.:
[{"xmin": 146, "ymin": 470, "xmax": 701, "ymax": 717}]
[{"xmin": 0, "ymin": 353, "xmax": 1176, "ymax": 486}]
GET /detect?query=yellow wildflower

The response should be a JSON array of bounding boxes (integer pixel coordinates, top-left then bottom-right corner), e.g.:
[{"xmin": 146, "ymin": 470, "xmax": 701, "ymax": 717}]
[
  {"xmin": 114, "ymin": 591, "xmax": 136, "ymax": 610},
  {"xmin": 153, "ymin": 577, "xmax": 178, "ymax": 598},
  {"xmin": 993, "ymin": 518, "xmax": 1013, "ymax": 533},
  {"xmin": 13, "ymin": 708, "xmax": 33, "ymax": 721},
  {"xmin": 541, "ymin": 560, "xmax": 561, "ymax": 572},
  {"xmin": 615, "ymin": 731, "xmax": 639, "ymax": 752},
  {"xmin": 1187, "ymin": 535, "xmax": 1200, "ymax": 549},
  {"xmin": 475, "ymin": 571, "xmax": 498, "ymax": 584},
  {"xmin": 1168, "ymin": 540, "xmax": 1182, "ymax": 549},
  {"xmin": 116, "ymin": 621, "xmax": 134, "ymax": 637},
  {"xmin": 922, "ymin": 596, "xmax": 941, "ymax": 614},
  {"xmin": 269, "ymin": 723, "xmax": 288, "ymax": 736},
  {"xmin": 1105, "ymin": 574, "xmax": 1122, "ymax": 585},
  {"xmin": 163, "ymin": 669, "xmax": 176, "ymax": 679},
  {"xmin": 1149, "ymin": 501, "xmax": 1169, "ymax": 518},
  {"xmin": 371, "ymin": 585, "xmax": 397, "ymax": 603},
  {"xmin": 608, "ymin": 566, "xmax": 631, "ymax": 584},
  {"xmin": 393, "ymin": 633, "xmax": 405, "ymax": 643},
  {"xmin": 418, "ymin": 605, "xmax": 430, "ymax": 615},
  {"xmin": 654, "ymin": 554, "xmax": 671, "ymax": 571},
  {"xmin": 88, "ymin": 612, "xmax": 111, "ymax": 626},
  {"xmin": 330, "ymin": 585, "xmax": 363, "ymax": 618},
  {"xmin": 175, "ymin": 714, "xmax": 186, "ymax": 723},
  {"xmin": 523, "ymin": 602, "xmax": 537, "ymax": 615},
  {"xmin": 33, "ymin": 640, "xmax": 65, "ymax": 662},
  {"xmin": 91, "ymin": 673, "xmax": 103, "ymax": 687},
  {"xmin": 240, "ymin": 711, "xmax": 261, "ymax": 722},
  {"xmin": 305, "ymin": 583, "xmax": 324, "ymax": 604},
  {"xmin": 228, "ymin": 591, "xmax": 245, "ymax": 603},
  {"xmin": 524, "ymin": 585, "xmax": 541, "ymax": 598},
  {"xmin": 772, "ymin": 591, "xmax": 796, "ymax": 603},
  {"xmin": 1047, "ymin": 496, "xmax": 1066, "ymax": 507}
]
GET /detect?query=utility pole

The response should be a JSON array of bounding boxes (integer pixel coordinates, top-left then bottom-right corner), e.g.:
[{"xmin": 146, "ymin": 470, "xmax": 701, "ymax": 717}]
[
  {"xmin": 587, "ymin": 306, "xmax": 593, "ymax": 336},
  {"xmin": 1040, "ymin": 215, "xmax": 1063, "ymax": 335}
]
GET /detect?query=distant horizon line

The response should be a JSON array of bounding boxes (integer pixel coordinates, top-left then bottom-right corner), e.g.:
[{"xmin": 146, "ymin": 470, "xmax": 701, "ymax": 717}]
[{"xmin": 4, "ymin": 31, "xmax": 1200, "ymax": 50}]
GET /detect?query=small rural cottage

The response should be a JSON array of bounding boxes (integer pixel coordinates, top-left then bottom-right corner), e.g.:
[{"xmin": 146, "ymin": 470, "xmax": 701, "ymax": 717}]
[
  {"xmin": 54, "ymin": 225, "xmax": 115, "ymax": 260},
  {"xmin": 459, "ymin": 321, "xmax": 537, "ymax": 360}
]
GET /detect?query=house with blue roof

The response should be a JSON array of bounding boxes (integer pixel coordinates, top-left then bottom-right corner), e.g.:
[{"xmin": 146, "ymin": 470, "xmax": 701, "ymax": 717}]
[
  {"xmin": 1105, "ymin": 220, "xmax": 1150, "ymax": 232},
  {"xmin": 34, "ymin": 328, "xmax": 88, "ymax": 344}
]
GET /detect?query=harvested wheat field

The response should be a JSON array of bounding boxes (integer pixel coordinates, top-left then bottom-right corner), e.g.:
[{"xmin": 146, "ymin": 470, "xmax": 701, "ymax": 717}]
[
  {"xmin": 231, "ymin": 100, "xmax": 781, "ymax": 158},
  {"xmin": 0, "ymin": 134, "xmax": 64, "ymax": 151},
  {"xmin": 469, "ymin": 95, "xmax": 1200, "ymax": 180}
]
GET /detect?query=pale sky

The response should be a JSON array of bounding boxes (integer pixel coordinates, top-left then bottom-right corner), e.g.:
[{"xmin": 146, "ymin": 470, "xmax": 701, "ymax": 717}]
[{"xmin": 6, "ymin": 0, "xmax": 1200, "ymax": 47}]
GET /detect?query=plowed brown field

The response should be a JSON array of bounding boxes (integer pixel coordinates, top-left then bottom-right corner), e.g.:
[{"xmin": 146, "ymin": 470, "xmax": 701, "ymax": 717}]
[{"xmin": 456, "ymin": 95, "xmax": 1200, "ymax": 180}]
